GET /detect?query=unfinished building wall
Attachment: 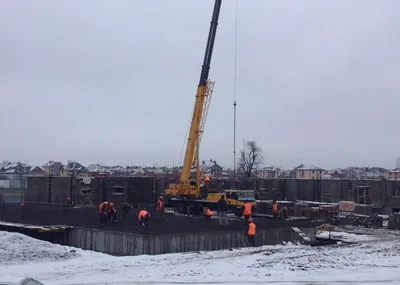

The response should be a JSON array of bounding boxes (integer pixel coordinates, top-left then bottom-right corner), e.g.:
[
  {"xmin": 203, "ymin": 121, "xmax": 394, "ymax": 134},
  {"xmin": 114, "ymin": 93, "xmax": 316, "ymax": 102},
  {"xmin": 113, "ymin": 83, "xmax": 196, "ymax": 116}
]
[
  {"xmin": 26, "ymin": 176, "xmax": 50, "ymax": 203},
  {"xmin": 384, "ymin": 180, "xmax": 400, "ymax": 214},
  {"xmin": 126, "ymin": 177, "xmax": 155, "ymax": 205}
]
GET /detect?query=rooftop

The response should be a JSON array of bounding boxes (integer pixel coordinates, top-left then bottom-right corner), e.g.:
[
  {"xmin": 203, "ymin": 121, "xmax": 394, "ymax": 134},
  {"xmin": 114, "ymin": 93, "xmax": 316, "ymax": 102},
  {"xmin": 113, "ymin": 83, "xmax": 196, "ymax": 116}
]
[{"xmin": 295, "ymin": 164, "xmax": 323, "ymax": 170}]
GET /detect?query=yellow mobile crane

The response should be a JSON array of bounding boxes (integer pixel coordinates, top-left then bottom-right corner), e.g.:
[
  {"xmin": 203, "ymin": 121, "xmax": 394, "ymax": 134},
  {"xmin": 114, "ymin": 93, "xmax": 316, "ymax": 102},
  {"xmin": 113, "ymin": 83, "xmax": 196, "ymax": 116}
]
[{"xmin": 162, "ymin": 0, "xmax": 256, "ymax": 215}]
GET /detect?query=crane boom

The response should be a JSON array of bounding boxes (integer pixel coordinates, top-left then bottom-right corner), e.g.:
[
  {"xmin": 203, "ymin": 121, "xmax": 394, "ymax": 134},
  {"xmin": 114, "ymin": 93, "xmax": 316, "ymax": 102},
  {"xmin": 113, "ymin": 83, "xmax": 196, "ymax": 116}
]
[{"xmin": 165, "ymin": 0, "xmax": 222, "ymax": 198}]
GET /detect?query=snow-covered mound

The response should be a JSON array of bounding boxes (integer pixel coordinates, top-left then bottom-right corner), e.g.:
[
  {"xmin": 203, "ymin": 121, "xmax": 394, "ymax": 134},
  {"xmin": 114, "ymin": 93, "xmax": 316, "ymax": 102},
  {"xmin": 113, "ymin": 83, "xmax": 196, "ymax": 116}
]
[
  {"xmin": 0, "ymin": 231, "xmax": 80, "ymax": 265},
  {"xmin": 1, "ymin": 229, "xmax": 400, "ymax": 284},
  {"xmin": 316, "ymin": 230, "xmax": 376, "ymax": 242}
]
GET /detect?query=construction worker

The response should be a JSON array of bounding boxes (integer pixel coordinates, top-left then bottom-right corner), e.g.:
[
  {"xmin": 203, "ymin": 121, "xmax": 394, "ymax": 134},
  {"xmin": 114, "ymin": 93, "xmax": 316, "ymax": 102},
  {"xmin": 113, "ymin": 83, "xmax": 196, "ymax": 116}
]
[
  {"xmin": 243, "ymin": 200, "xmax": 252, "ymax": 224},
  {"xmin": 98, "ymin": 200, "xmax": 110, "ymax": 225},
  {"xmin": 203, "ymin": 207, "xmax": 213, "ymax": 221},
  {"xmin": 156, "ymin": 196, "xmax": 166, "ymax": 221},
  {"xmin": 118, "ymin": 202, "xmax": 133, "ymax": 221},
  {"xmin": 138, "ymin": 209, "xmax": 151, "ymax": 227},
  {"xmin": 280, "ymin": 206, "xmax": 289, "ymax": 219},
  {"xmin": 108, "ymin": 202, "xmax": 117, "ymax": 224},
  {"xmin": 272, "ymin": 200, "xmax": 279, "ymax": 218},
  {"xmin": 204, "ymin": 175, "xmax": 212, "ymax": 189},
  {"xmin": 217, "ymin": 195, "xmax": 229, "ymax": 227},
  {"xmin": 247, "ymin": 218, "xmax": 256, "ymax": 247}
]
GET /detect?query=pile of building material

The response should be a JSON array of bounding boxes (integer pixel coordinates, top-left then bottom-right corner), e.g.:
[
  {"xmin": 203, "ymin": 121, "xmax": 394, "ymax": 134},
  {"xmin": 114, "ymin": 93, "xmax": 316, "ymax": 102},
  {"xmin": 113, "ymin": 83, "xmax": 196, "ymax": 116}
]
[
  {"xmin": 255, "ymin": 199, "xmax": 379, "ymax": 229},
  {"xmin": 332, "ymin": 212, "xmax": 383, "ymax": 228},
  {"xmin": 388, "ymin": 213, "xmax": 400, "ymax": 230}
]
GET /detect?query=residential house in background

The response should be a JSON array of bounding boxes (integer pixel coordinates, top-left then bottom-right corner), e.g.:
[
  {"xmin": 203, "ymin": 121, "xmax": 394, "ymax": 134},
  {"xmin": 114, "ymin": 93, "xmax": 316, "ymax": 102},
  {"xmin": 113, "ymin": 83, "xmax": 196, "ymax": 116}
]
[
  {"xmin": 258, "ymin": 166, "xmax": 281, "ymax": 179},
  {"xmin": 293, "ymin": 164, "xmax": 324, "ymax": 179},
  {"xmin": 279, "ymin": 170, "xmax": 292, "ymax": 179},
  {"xmin": 86, "ymin": 164, "xmax": 110, "ymax": 177},
  {"xmin": 201, "ymin": 159, "xmax": 223, "ymax": 178},
  {"xmin": 344, "ymin": 167, "xmax": 388, "ymax": 180},
  {"xmin": 30, "ymin": 166, "xmax": 45, "ymax": 176},
  {"xmin": 143, "ymin": 167, "xmax": 168, "ymax": 176},
  {"xmin": 109, "ymin": 165, "xmax": 125, "ymax": 175},
  {"xmin": 329, "ymin": 169, "xmax": 346, "ymax": 179},
  {"xmin": 388, "ymin": 169, "xmax": 400, "ymax": 180},
  {"xmin": 364, "ymin": 167, "xmax": 388, "ymax": 180},
  {"xmin": 109, "ymin": 169, "xmax": 127, "ymax": 176},
  {"xmin": 0, "ymin": 161, "xmax": 30, "ymax": 195},
  {"xmin": 209, "ymin": 163, "xmax": 223, "ymax": 178},
  {"xmin": 130, "ymin": 167, "xmax": 147, "ymax": 177},
  {"xmin": 322, "ymin": 173, "xmax": 333, "ymax": 179},
  {"xmin": 43, "ymin": 161, "xmax": 63, "ymax": 176},
  {"xmin": 61, "ymin": 161, "xmax": 87, "ymax": 177},
  {"xmin": 0, "ymin": 161, "xmax": 31, "ymax": 175},
  {"xmin": 345, "ymin": 167, "xmax": 365, "ymax": 180},
  {"xmin": 221, "ymin": 169, "xmax": 233, "ymax": 178}
]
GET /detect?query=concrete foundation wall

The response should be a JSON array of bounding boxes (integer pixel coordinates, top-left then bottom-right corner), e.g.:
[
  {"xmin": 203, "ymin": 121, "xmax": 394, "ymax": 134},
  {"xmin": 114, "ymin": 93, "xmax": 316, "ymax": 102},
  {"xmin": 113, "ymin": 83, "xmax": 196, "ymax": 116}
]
[
  {"xmin": 67, "ymin": 226, "xmax": 316, "ymax": 256},
  {"xmin": 25, "ymin": 176, "xmax": 400, "ymax": 214}
]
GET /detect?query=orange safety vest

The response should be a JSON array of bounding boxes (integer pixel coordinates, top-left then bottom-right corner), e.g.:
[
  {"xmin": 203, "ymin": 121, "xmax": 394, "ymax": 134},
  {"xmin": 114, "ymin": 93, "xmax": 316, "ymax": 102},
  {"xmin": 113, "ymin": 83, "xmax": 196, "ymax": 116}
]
[
  {"xmin": 205, "ymin": 208, "xmax": 212, "ymax": 216},
  {"xmin": 248, "ymin": 222, "xmax": 256, "ymax": 236},
  {"xmin": 99, "ymin": 201, "xmax": 109, "ymax": 214},
  {"xmin": 243, "ymin": 202, "xmax": 252, "ymax": 216},
  {"xmin": 156, "ymin": 200, "xmax": 165, "ymax": 212},
  {"xmin": 272, "ymin": 202, "xmax": 279, "ymax": 214},
  {"xmin": 204, "ymin": 175, "xmax": 211, "ymax": 182},
  {"xmin": 138, "ymin": 210, "xmax": 150, "ymax": 220}
]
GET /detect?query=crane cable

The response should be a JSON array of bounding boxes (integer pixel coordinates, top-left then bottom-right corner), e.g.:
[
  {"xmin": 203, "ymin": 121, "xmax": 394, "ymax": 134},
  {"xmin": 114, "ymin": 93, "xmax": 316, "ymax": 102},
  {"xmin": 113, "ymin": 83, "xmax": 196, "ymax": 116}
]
[
  {"xmin": 234, "ymin": 0, "xmax": 238, "ymax": 103},
  {"xmin": 178, "ymin": 119, "xmax": 191, "ymax": 167},
  {"xmin": 233, "ymin": 0, "xmax": 238, "ymax": 179}
]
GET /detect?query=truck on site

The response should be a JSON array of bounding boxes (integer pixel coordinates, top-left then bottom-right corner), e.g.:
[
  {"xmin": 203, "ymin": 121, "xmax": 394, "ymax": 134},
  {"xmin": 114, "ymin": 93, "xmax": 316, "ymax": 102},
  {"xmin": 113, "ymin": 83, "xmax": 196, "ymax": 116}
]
[{"xmin": 161, "ymin": 0, "xmax": 256, "ymax": 216}]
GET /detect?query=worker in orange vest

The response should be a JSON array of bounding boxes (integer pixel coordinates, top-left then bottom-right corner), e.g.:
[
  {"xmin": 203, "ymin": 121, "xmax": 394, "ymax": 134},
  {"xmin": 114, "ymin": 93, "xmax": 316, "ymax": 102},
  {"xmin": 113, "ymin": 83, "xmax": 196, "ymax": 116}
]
[
  {"xmin": 156, "ymin": 196, "xmax": 166, "ymax": 221},
  {"xmin": 243, "ymin": 200, "xmax": 252, "ymax": 224},
  {"xmin": 99, "ymin": 200, "xmax": 110, "ymax": 225},
  {"xmin": 247, "ymin": 218, "xmax": 256, "ymax": 247},
  {"xmin": 99, "ymin": 200, "xmax": 109, "ymax": 214},
  {"xmin": 203, "ymin": 207, "xmax": 213, "ymax": 221},
  {"xmin": 204, "ymin": 175, "xmax": 212, "ymax": 189},
  {"xmin": 138, "ymin": 209, "xmax": 151, "ymax": 226},
  {"xmin": 272, "ymin": 200, "xmax": 279, "ymax": 218}
]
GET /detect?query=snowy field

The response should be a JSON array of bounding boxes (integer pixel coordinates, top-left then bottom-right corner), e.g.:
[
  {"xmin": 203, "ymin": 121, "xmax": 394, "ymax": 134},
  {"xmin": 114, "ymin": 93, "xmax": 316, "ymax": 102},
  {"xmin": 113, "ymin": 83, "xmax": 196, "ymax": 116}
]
[{"xmin": 1, "ymin": 229, "xmax": 400, "ymax": 285}]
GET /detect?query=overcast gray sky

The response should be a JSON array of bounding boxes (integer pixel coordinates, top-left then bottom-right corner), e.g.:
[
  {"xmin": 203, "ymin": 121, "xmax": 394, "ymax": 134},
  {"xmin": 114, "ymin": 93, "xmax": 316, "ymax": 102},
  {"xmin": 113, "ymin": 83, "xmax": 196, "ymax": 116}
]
[{"xmin": 0, "ymin": 0, "xmax": 399, "ymax": 169}]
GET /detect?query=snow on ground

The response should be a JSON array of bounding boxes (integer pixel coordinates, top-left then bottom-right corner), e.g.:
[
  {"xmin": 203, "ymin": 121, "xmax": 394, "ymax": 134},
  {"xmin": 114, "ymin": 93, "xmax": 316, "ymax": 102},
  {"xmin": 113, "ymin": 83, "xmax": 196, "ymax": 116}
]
[
  {"xmin": 1, "ymin": 229, "xmax": 400, "ymax": 284},
  {"xmin": 316, "ymin": 229, "xmax": 376, "ymax": 242},
  {"xmin": 0, "ymin": 231, "xmax": 80, "ymax": 265}
]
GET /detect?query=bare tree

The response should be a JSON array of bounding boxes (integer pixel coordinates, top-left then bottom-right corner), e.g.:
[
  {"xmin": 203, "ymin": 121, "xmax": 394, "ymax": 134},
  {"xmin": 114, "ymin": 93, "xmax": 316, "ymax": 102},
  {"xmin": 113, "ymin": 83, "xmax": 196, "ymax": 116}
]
[{"xmin": 238, "ymin": 140, "xmax": 263, "ymax": 177}]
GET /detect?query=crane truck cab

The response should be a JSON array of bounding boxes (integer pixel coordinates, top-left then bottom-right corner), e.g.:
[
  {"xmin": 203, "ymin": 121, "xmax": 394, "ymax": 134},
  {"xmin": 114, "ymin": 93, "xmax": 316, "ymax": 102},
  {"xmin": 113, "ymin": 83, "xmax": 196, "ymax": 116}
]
[{"xmin": 206, "ymin": 189, "xmax": 257, "ymax": 216}]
